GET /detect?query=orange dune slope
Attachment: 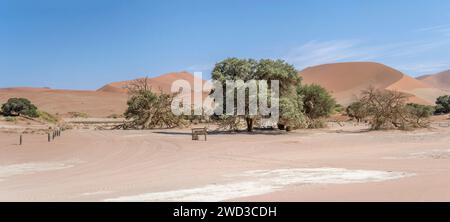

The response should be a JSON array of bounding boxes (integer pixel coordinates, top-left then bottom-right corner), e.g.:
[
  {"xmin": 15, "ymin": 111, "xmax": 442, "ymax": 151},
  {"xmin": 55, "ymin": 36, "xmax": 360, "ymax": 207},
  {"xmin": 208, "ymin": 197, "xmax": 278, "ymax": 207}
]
[
  {"xmin": 299, "ymin": 62, "xmax": 444, "ymax": 105},
  {"xmin": 98, "ymin": 71, "xmax": 205, "ymax": 94},
  {"xmin": 417, "ymin": 70, "xmax": 450, "ymax": 90},
  {"xmin": 0, "ymin": 72, "xmax": 206, "ymax": 118},
  {"xmin": 0, "ymin": 88, "xmax": 128, "ymax": 118},
  {"xmin": 1, "ymin": 67, "xmax": 445, "ymax": 118},
  {"xmin": 98, "ymin": 71, "xmax": 208, "ymax": 105}
]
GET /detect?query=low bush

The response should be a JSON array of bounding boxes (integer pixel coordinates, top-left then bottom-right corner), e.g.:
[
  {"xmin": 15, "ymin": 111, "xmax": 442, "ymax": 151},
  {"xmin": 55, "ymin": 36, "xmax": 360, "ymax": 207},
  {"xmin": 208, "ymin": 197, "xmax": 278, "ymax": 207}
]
[
  {"xmin": 4, "ymin": 116, "xmax": 17, "ymax": 122},
  {"xmin": 333, "ymin": 104, "xmax": 344, "ymax": 114},
  {"xmin": 107, "ymin": 114, "xmax": 122, "ymax": 119},
  {"xmin": 355, "ymin": 88, "xmax": 431, "ymax": 130},
  {"xmin": 346, "ymin": 101, "xmax": 368, "ymax": 122},
  {"xmin": 305, "ymin": 118, "xmax": 327, "ymax": 129},
  {"xmin": 435, "ymin": 95, "xmax": 450, "ymax": 114},
  {"xmin": 298, "ymin": 84, "xmax": 336, "ymax": 119},
  {"xmin": 1, "ymin": 98, "xmax": 38, "ymax": 117},
  {"xmin": 68, "ymin": 112, "xmax": 89, "ymax": 118},
  {"xmin": 37, "ymin": 111, "xmax": 59, "ymax": 124}
]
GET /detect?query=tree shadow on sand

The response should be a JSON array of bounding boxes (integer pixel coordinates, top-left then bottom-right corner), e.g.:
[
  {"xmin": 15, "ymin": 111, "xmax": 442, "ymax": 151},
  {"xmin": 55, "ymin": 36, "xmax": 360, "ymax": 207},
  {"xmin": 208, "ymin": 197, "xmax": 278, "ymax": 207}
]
[
  {"xmin": 331, "ymin": 128, "xmax": 372, "ymax": 134},
  {"xmin": 153, "ymin": 128, "xmax": 288, "ymax": 136}
]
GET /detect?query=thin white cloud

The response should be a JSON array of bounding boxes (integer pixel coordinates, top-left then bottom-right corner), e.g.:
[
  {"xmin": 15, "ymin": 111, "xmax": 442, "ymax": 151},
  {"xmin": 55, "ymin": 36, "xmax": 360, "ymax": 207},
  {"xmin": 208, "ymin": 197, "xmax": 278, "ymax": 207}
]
[
  {"xmin": 384, "ymin": 41, "xmax": 449, "ymax": 58},
  {"xmin": 284, "ymin": 39, "xmax": 450, "ymax": 74},
  {"xmin": 284, "ymin": 24, "xmax": 450, "ymax": 73},
  {"xmin": 283, "ymin": 40, "xmax": 375, "ymax": 69},
  {"xmin": 395, "ymin": 62, "xmax": 449, "ymax": 74},
  {"xmin": 416, "ymin": 24, "xmax": 450, "ymax": 36},
  {"xmin": 416, "ymin": 24, "xmax": 449, "ymax": 32}
]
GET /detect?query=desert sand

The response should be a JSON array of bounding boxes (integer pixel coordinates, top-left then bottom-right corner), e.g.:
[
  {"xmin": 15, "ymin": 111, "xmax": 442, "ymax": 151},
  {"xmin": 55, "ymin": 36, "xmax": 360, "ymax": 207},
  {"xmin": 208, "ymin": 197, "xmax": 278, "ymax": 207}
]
[
  {"xmin": 418, "ymin": 70, "xmax": 450, "ymax": 90},
  {"xmin": 299, "ymin": 62, "xmax": 447, "ymax": 105},
  {"xmin": 98, "ymin": 71, "xmax": 205, "ymax": 94},
  {"xmin": 2, "ymin": 63, "xmax": 450, "ymax": 202},
  {"xmin": 1, "ymin": 121, "xmax": 450, "ymax": 202},
  {"xmin": 0, "ymin": 72, "xmax": 206, "ymax": 118},
  {"xmin": 0, "ymin": 87, "xmax": 128, "ymax": 118}
]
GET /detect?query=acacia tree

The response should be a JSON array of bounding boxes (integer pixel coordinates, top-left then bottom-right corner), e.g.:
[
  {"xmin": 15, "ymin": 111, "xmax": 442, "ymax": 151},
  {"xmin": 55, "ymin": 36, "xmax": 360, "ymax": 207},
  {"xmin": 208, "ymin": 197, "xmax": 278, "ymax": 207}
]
[
  {"xmin": 257, "ymin": 59, "xmax": 304, "ymax": 131},
  {"xmin": 1, "ymin": 98, "xmax": 38, "ymax": 117},
  {"xmin": 346, "ymin": 101, "xmax": 368, "ymax": 122},
  {"xmin": 297, "ymin": 84, "xmax": 336, "ymax": 119},
  {"xmin": 211, "ymin": 58, "xmax": 303, "ymax": 131},
  {"xmin": 278, "ymin": 97, "xmax": 304, "ymax": 130},
  {"xmin": 122, "ymin": 78, "xmax": 185, "ymax": 129},
  {"xmin": 360, "ymin": 88, "xmax": 408, "ymax": 130},
  {"xmin": 212, "ymin": 58, "xmax": 258, "ymax": 131},
  {"xmin": 358, "ymin": 87, "xmax": 431, "ymax": 130},
  {"xmin": 405, "ymin": 103, "xmax": 434, "ymax": 126},
  {"xmin": 435, "ymin": 95, "xmax": 450, "ymax": 114}
]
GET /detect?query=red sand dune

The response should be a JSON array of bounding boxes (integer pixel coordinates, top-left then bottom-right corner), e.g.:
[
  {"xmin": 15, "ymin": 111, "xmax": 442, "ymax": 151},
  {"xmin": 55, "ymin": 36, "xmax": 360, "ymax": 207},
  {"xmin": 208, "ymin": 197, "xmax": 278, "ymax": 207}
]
[
  {"xmin": 417, "ymin": 70, "xmax": 450, "ymax": 90},
  {"xmin": 0, "ymin": 88, "xmax": 128, "ymax": 118},
  {"xmin": 0, "ymin": 72, "xmax": 206, "ymax": 117},
  {"xmin": 99, "ymin": 71, "xmax": 208, "ymax": 106},
  {"xmin": 1, "ymin": 67, "xmax": 446, "ymax": 118},
  {"xmin": 98, "ymin": 71, "xmax": 205, "ymax": 94},
  {"xmin": 299, "ymin": 62, "xmax": 443, "ymax": 105}
]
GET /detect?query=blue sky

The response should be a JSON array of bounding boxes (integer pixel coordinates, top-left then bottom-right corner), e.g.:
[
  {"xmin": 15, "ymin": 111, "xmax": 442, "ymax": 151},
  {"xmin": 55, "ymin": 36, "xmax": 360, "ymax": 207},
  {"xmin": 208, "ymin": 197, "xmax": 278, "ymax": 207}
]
[{"xmin": 1, "ymin": 0, "xmax": 450, "ymax": 89}]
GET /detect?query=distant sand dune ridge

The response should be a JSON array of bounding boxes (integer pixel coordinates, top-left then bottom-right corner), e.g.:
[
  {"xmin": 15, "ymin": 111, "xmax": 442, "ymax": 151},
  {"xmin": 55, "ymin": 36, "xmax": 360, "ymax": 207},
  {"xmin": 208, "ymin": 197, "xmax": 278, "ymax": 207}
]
[
  {"xmin": 299, "ymin": 62, "xmax": 447, "ymax": 105},
  {"xmin": 1, "ymin": 65, "xmax": 449, "ymax": 118}
]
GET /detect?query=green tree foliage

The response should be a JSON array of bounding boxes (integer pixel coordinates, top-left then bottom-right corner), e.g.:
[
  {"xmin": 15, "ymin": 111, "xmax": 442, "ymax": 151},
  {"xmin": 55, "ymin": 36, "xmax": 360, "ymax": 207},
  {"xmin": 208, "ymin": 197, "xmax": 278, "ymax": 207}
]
[
  {"xmin": 435, "ymin": 95, "xmax": 450, "ymax": 114},
  {"xmin": 212, "ymin": 58, "xmax": 304, "ymax": 131},
  {"xmin": 255, "ymin": 59, "xmax": 301, "ymax": 93},
  {"xmin": 297, "ymin": 84, "xmax": 336, "ymax": 119},
  {"xmin": 212, "ymin": 58, "xmax": 258, "ymax": 82},
  {"xmin": 37, "ymin": 110, "xmax": 59, "ymax": 124},
  {"xmin": 256, "ymin": 59, "xmax": 304, "ymax": 130},
  {"xmin": 278, "ymin": 97, "xmax": 305, "ymax": 130},
  {"xmin": 333, "ymin": 104, "xmax": 344, "ymax": 114},
  {"xmin": 68, "ymin": 112, "xmax": 89, "ymax": 118},
  {"xmin": 212, "ymin": 58, "xmax": 258, "ymax": 131},
  {"xmin": 1, "ymin": 98, "xmax": 38, "ymax": 117},
  {"xmin": 405, "ymin": 103, "xmax": 435, "ymax": 126}
]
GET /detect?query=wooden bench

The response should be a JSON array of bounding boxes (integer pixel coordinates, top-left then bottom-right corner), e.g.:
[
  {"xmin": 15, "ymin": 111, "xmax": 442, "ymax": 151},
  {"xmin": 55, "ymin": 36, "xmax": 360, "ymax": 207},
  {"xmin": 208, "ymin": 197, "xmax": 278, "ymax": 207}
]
[{"xmin": 192, "ymin": 127, "xmax": 207, "ymax": 141}]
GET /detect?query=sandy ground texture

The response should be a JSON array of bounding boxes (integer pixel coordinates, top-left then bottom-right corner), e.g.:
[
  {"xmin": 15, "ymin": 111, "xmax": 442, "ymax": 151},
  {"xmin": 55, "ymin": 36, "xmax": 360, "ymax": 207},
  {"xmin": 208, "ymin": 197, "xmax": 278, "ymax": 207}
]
[{"xmin": 1, "ymin": 122, "xmax": 450, "ymax": 202}]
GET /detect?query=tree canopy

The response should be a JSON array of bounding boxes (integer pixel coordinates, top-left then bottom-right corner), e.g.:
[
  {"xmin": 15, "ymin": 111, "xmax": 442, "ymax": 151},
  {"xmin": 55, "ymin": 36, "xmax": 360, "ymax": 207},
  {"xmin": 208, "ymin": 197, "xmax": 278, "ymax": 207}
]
[
  {"xmin": 298, "ymin": 84, "xmax": 336, "ymax": 120},
  {"xmin": 435, "ymin": 95, "xmax": 450, "ymax": 114},
  {"xmin": 211, "ymin": 58, "xmax": 304, "ymax": 131},
  {"xmin": 1, "ymin": 98, "xmax": 38, "ymax": 117}
]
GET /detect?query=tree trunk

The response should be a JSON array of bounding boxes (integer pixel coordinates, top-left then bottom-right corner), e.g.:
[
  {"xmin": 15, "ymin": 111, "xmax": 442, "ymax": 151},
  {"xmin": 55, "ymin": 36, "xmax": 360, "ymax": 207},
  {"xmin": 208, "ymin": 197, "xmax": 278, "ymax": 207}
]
[{"xmin": 246, "ymin": 117, "xmax": 254, "ymax": 132}]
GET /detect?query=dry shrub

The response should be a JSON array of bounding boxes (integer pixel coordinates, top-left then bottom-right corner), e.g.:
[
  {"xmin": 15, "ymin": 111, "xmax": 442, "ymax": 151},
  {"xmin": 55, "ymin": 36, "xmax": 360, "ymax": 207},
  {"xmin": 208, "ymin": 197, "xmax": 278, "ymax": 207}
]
[
  {"xmin": 359, "ymin": 87, "xmax": 431, "ymax": 130},
  {"xmin": 120, "ymin": 77, "xmax": 187, "ymax": 129},
  {"xmin": 68, "ymin": 112, "xmax": 89, "ymax": 118},
  {"xmin": 215, "ymin": 116, "xmax": 245, "ymax": 131},
  {"xmin": 305, "ymin": 118, "xmax": 327, "ymax": 129}
]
